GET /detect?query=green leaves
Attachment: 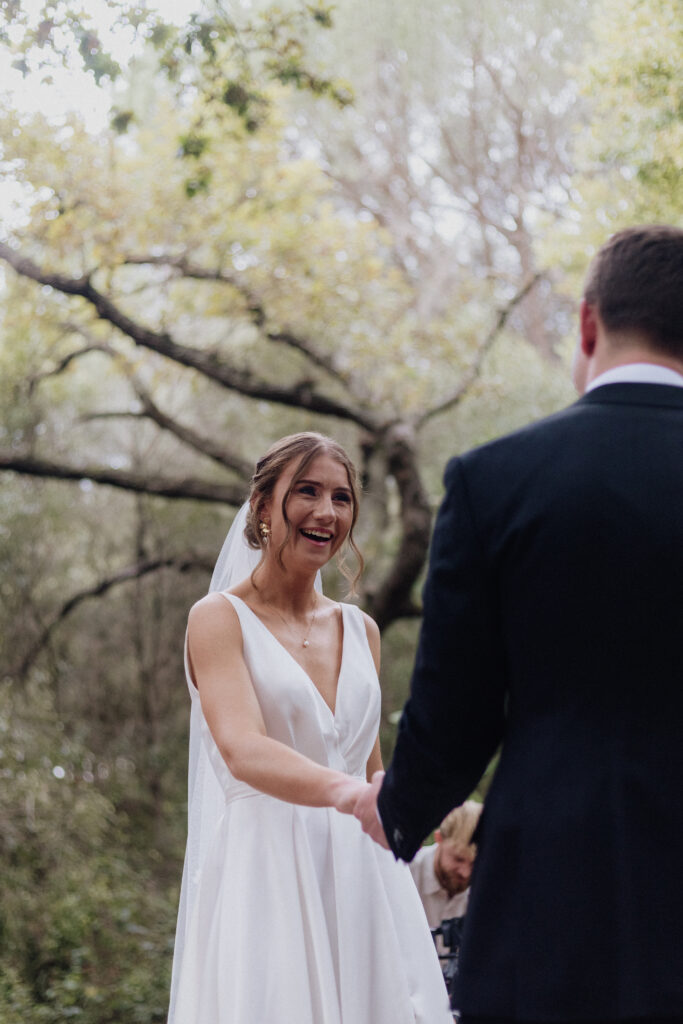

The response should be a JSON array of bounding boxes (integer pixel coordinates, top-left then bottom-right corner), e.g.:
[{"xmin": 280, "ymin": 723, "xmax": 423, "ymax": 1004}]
[
  {"xmin": 0, "ymin": 680, "xmax": 173, "ymax": 1022},
  {"xmin": 110, "ymin": 108, "xmax": 134, "ymax": 134},
  {"xmin": 308, "ymin": 4, "xmax": 335, "ymax": 29},
  {"xmin": 542, "ymin": 0, "xmax": 682, "ymax": 304},
  {"xmin": 149, "ymin": 2, "xmax": 354, "ymax": 139},
  {"xmin": 183, "ymin": 167, "xmax": 212, "ymax": 198},
  {"xmin": 178, "ymin": 131, "xmax": 209, "ymax": 159},
  {"xmin": 77, "ymin": 29, "xmax": 121, "ymax": 84}
]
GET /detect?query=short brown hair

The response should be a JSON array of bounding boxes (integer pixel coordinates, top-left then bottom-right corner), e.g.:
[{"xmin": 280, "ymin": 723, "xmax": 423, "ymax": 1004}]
[
  {"xmin": 583, "ymin": 225, "xmax": 683, "ymax": 358},
  {"xmin": 245, "ymin": 432, "xmax": 363, "ymax": 590}
]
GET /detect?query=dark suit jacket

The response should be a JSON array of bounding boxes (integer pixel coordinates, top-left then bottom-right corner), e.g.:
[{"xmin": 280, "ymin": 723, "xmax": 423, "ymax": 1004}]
[{"xmin": 378, "ymin": 382, "xmax": 683, "ymax": 1021}]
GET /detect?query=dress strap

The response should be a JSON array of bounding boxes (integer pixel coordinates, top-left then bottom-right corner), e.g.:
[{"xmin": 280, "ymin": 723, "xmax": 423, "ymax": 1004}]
[{"xmin": 339, "ymin": 603, "xmax": 373, "ymax": 660}]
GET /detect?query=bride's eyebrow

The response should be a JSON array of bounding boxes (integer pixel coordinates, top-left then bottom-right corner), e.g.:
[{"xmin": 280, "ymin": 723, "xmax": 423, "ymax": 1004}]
[{"xmin": 297, "ymin": 477, "xmax": 352, "ymax": 494}]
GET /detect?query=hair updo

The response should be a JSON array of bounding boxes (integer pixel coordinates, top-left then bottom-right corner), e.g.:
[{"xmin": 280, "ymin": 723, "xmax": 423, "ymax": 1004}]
[{"xmin": 244, "ymin": 432, "xmax": 363, "ymax": 590}]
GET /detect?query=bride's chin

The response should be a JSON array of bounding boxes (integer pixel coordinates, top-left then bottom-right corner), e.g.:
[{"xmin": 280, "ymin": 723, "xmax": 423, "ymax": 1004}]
[
  {"xmin": 279, "ymin": 545, "xmax": 334, "ymax": 572},
  {"xmin": 296, "ymin": 533, "xmax": 337, "ymax": 555}
]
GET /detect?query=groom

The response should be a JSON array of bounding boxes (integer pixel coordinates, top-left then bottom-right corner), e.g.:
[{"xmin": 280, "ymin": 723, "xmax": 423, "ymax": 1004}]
[{"xmin": 355, "ymin": 225, "xmax": 683, "ymax": 1024}]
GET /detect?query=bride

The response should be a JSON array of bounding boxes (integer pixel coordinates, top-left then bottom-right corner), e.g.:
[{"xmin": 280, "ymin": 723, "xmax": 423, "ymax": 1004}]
[{"xmin": 168, "ymin": 432, "xmax": 451, "ymax": 1024}]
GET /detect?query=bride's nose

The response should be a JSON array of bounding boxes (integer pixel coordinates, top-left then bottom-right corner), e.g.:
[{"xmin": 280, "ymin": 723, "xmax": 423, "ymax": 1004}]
[{"xmin": 314, "ymin": 492, "xmax": 335, "ymax": 520}]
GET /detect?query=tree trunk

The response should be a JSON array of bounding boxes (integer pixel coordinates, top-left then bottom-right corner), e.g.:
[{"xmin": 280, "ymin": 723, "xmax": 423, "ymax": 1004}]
[{"xmin": 368, "ymin": 423, "xmax": 432, "ymax": 631}]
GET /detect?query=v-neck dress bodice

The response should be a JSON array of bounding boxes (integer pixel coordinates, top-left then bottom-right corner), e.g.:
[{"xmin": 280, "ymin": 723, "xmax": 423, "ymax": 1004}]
[
  {"xmin": 169, "ymin": 596, "xmax": 451, "ymax": 1024},
  {"xmin": 221, "ymin": 595, "xmax": 379, "ymax": 778}
]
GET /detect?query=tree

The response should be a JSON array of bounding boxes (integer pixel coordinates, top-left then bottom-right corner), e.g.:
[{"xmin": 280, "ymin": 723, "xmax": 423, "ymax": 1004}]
[
  {"xmin": 0, "ymin": 2, "xmax": 574, "ymax": 812},
  {"xmin": 0, "ymin": 5, "xmax": 581, "ymax": 1017},
  {"xmin": 0, "ymin": 67, "xmax": 563, "ymax": 638},
  {"xmin": 268, "ymin": 0, "xmax": 594, "ymax": 358},
  {"xmin": 581, "ymin": 0, "xmax": 682, "ymax": 218}
]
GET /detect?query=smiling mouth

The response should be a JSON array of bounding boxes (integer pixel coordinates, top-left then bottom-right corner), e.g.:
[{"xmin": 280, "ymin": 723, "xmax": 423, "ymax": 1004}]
[{"xmin": 300, "ymin": 528, "xmax": 333, "ymax": 544}]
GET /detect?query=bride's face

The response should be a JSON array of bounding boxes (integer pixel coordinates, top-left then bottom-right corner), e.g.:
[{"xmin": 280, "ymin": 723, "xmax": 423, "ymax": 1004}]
[{"xmin": 263, "ymin": 453, "xmax": 355, "ymax": 570}]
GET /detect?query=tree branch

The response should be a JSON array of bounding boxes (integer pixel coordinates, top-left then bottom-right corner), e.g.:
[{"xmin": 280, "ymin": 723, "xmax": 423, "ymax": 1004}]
[
  {"xmin": 8, "ymin": 554, "xmax": 215, "ymax": 680},
  {"xmin": 0, "ymin": 451, "xmax": 247, "ymax": 504},
  {"xmin": 417, "ymin": 273, "xmax": 543, "ymax": 427},
  {"xmin": 0, "ymin": 242, "xmax": 378, "ymax": 430},
  {"xmin": 33, "ymin": 324, "xmax": 253, "ymax": 478},
  {"xmin": 124, "ymin": 254, "xmax": 353, "ymax": 389},
  {"xmin": 81, "ymin": 401, "xmax": 253, "ymax": 479},
  {"xmin": 130, "ymin": 383, "xmax": 253, "ymax": 479},
  {"xmin": 28, "ymin": 342, "xmax": 115, "ymax": 395}
]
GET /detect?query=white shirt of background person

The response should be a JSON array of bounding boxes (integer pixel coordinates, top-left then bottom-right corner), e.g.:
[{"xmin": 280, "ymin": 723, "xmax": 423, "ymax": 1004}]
[{"xmin": 408, "ymin": 801, "xmax": 481, "ymax": 954}]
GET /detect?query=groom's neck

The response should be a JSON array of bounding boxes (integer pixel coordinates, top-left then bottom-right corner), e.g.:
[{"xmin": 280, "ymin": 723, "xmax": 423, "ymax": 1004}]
[{"xmin": 584, "ymin": 329, "xmax": 683, "ymax": 389}]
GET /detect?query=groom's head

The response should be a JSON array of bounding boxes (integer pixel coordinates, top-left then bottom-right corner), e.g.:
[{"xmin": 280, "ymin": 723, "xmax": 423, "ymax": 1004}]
[{"xmin": 573, "ymin": 225, "xmax": 683, "ymax": 392}]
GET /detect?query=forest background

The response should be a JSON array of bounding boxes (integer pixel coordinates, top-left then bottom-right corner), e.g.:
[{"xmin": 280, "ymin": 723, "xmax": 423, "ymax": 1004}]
[{"xmin": 0, "ymin": 0, "xmax": 680, "ymax": 1019}]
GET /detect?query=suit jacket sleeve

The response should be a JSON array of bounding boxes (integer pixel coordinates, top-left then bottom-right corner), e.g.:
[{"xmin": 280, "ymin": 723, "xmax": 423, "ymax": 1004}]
[{"xmin": 378, "ymin": 456, "xmax": 506, "ymax": 860}]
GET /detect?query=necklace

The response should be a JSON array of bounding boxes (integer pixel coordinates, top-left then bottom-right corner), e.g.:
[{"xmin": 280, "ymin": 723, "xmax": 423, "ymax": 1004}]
[{"xmin": 271, "ymin": 595, "xmax": 320, "ymax": 648}]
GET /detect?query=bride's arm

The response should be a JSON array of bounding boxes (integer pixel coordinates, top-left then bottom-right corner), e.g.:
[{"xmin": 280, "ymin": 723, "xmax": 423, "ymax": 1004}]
[{"xmin": 187, "ymin": 594, "xmax": 364, "ymax": 812}]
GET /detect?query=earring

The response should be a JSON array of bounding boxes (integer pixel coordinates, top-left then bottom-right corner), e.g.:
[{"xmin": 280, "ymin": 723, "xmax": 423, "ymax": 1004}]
[{"xmin": 259, "ymin": 521, "xmax": 270, "ymax": 541}]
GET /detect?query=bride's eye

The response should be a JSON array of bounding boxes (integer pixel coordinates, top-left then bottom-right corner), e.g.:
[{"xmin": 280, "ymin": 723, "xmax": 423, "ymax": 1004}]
[{"xmin": 297, "ymin": 484, "xmax": 316, "ymax": 496}]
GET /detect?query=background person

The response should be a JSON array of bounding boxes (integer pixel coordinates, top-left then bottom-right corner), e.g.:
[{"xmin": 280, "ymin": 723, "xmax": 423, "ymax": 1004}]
[{"xmin": 409, "ymin": 800, "xmax": 482, "ymax": 946}]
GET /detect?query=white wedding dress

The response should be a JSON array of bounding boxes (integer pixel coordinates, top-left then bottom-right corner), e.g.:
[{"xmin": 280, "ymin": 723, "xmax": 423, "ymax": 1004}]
[{"xmin": 169, "ymin": 593, "xmax": 451, "ymax": 1024}]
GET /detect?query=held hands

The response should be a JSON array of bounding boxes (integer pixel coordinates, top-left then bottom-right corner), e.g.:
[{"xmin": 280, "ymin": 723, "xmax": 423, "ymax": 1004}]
[
  {"xmin": 353, "ymin": 770, "xmax": 390, "ymax": 850},
  {"xmin": 329, "ymin": 775, "xmax": 370, "ymax": 815},
  {"xmin": 330, "ymin": 771, "xmax": 389, "ymax": 850}
]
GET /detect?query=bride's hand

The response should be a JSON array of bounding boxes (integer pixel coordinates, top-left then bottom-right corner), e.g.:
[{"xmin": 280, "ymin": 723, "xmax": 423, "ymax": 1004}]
[
  {"xmin": 329, "ymin": 777, "xmax": 369, "ymax": 814},
  {"xmin": 352, "ymin": 770, "xmax": 390, "ymax": 849}
]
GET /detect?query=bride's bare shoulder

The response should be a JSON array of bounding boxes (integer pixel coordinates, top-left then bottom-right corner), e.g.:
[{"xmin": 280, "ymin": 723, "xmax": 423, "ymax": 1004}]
[
  {"xmin": 190, "ymin": 590, "xmax": 231, "ymax": 612},
  {"xmin": 338, "ymin": 601, "xmax": 379, "ymax": 640},
  {"xmin": 357, "ymin": 607, "xmax": 381, "ymax": 670},
  {"xmin": 188, "ymin": 592, "xmax": 240, "ymax": 637}
]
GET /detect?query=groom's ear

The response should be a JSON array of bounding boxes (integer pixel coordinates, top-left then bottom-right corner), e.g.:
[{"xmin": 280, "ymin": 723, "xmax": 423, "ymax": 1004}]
[
  {"xmin": 579, "ymin": 299, "xmax": 598, "ymax": 357},
  {"xmin": 434, "ymin": 829, "xmax": 443, "ymax": 845}
]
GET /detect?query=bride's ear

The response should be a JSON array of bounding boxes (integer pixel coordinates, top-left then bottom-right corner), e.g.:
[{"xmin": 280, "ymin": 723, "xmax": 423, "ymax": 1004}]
[
  {"xmin": 258, "ymin": 507, "xmax": 271, "ymax": 529},
  {"xmin": 251, "ymin": 496, "xmax": 267, "ymax": 523},
  {"xmin": 251, "ymin": 498, "xmax": 272, "ymax": 545}
]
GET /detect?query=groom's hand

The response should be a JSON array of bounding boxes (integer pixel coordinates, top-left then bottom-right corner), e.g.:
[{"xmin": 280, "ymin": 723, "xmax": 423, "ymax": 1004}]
[{"xmin": 353, "ymin": 770, "xmax": 390, "ymax": 849}]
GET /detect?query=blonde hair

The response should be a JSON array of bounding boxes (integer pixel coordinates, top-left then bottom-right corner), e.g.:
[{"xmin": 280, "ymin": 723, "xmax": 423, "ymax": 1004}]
[
  {"xmin": 245, "ymin": 432, "xmax": 364, "ymax": 591},
  {"xmin": 439, "ymin": 801, "xmax": 482, "ymax": 853}
]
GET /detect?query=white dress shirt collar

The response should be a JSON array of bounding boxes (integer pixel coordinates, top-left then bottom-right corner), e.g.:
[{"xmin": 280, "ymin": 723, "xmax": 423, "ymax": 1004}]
[{"xmin": 587, "ymin": 362, "xmax": 683, "ymax": 392}]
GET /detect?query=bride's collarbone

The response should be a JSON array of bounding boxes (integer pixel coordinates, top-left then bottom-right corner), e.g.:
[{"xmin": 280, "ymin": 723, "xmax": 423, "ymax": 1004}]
[
  {"xmin": 263, "ymin": 606, "xmax": 343, "ymax": 701},
  {"xmin": 254, "ymin": 598, "xmax": 340, "ymax": 644},
  {"xmin": 275, "ymin": 611, "xmax": 341, "ymax": 664}
]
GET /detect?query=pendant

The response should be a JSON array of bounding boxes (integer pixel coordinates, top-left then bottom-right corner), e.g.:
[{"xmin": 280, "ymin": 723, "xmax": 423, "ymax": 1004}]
[{"xmin": 303, "ymin": 639, "xmax": 310, "ymax": 648}]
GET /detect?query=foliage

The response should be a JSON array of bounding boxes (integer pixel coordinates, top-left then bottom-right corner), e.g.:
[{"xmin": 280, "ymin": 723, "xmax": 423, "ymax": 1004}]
[
  {"xmin": 580, "ymin": 0, "xmax": 683, "ymax": 220},
  {"xmin": 0, "ymin": 71, "xmax": 566, "ymax": 628},
  {"xmin": 0, "ymin": 0, "xmax": 352, "ymax": 134},
  {"xmin": 0, "ymin": 2, "xmax": 608, "ymax": 1018},
  {"xmin": 0, "ymin": 681, "xmax": 177, "ymax": 1023},
  {"xmin": 547, "ymin": 0, "xmax": 683, "ymax": 293},
  {"xmin": 280, "ymin": 0, "xmax": 594, "ymax": 358},
  {"xmin": 150, "ymin": 2, "xmax": 353, "ymax": 131},
  {"xmin": 0, "ymin": 0, "xmax": 123, "ymax": 84}
]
